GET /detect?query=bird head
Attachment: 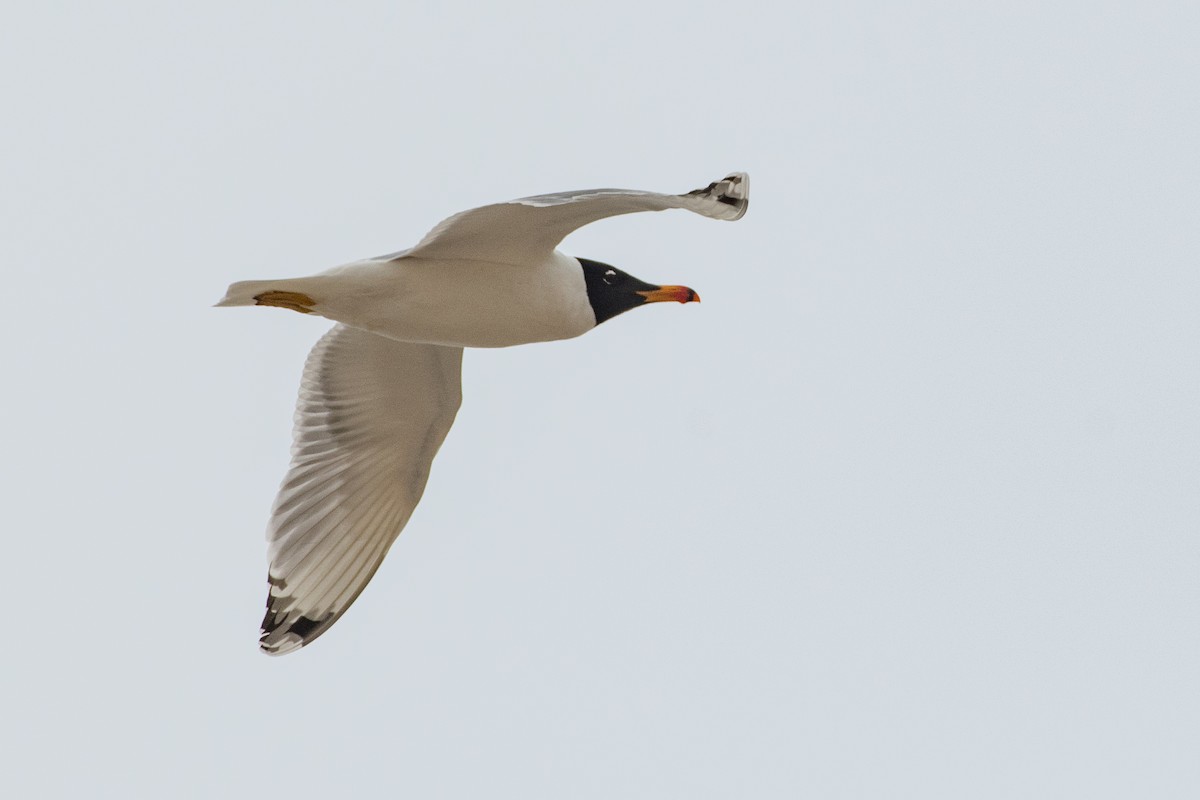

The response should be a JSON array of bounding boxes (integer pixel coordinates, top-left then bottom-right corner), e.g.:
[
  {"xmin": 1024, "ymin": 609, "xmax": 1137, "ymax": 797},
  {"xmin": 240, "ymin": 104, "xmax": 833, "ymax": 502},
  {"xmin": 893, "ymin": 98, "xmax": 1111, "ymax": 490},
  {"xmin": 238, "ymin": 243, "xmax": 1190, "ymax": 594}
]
[{"xmin": 578, "ymin": 258, "xmax": 700, "ymax": 326}]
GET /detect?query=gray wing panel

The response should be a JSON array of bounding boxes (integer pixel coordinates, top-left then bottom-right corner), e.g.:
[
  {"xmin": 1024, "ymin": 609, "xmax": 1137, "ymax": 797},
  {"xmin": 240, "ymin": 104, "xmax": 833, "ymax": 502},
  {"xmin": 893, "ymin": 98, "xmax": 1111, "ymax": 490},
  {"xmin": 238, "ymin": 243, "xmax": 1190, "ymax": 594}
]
[
  {"xmin": 259, "ymin": 324, "xmax": 463, "ymax": 655},
  {"xmin": 389, "ymin": 172, "xmax": 748, "ymax": 265}
]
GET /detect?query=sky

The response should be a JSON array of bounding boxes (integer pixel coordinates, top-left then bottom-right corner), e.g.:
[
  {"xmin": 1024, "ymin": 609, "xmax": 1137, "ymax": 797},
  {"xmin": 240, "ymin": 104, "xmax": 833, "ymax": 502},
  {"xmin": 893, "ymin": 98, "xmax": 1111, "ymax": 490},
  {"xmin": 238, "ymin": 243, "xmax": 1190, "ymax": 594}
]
[{"xmin": 2, "ymin": 1, "xmax": 1197, "ymax": 797}]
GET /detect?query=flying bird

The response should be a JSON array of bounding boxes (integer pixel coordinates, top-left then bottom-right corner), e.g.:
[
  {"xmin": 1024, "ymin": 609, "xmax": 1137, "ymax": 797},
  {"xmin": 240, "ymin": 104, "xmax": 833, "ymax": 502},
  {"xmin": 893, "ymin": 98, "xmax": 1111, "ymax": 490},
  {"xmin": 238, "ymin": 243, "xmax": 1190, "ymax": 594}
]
[{"xmin": 217, "ymin": 172, "xmax": 749, "ymax": 655}]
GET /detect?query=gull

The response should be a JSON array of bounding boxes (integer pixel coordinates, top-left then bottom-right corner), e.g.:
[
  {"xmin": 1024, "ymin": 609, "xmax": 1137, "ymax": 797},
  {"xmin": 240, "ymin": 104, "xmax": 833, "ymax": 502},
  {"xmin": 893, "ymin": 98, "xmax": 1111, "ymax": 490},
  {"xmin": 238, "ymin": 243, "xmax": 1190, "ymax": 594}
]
[{"xmin": 217, "ymin": 172, "xmax": 749, "ymax": 655}]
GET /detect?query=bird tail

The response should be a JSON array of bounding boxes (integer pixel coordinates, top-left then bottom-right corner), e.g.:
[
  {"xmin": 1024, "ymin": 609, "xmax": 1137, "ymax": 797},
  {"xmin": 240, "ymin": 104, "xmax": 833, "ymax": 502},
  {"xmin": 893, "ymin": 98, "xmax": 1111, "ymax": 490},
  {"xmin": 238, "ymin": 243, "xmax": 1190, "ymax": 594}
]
[{"xmin": 214, "ymin": 279, "xmax": 320, "ymax": 314}]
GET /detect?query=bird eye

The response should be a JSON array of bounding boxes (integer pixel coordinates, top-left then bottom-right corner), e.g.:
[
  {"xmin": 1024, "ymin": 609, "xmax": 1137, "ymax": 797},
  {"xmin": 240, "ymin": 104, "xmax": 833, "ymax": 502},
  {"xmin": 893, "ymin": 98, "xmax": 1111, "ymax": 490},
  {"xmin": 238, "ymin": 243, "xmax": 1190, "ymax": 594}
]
[{"xmin": 603, "ymin": 269, "xmax": 620, "ymax": 285}]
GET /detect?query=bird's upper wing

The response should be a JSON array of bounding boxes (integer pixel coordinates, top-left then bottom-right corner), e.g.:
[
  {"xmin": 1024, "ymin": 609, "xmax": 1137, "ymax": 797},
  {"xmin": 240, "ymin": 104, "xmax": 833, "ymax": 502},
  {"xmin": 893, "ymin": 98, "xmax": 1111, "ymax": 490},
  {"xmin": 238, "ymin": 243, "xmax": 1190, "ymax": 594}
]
[
  {"xmin": 382, "ymin": 172, "xmax": 749, "ymax": 265},
  {"xmin": 259, "ymin": 324, "xmax": 463, "ymax": 656}
]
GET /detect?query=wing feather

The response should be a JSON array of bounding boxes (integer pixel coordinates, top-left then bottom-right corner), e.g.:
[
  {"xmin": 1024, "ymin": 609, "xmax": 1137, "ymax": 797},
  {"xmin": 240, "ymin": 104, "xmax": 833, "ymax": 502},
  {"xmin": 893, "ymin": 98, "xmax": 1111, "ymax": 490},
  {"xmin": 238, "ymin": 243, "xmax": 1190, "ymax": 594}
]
[
  {"xmin": 384, "ymin": 172, "xmax": 749, "ymax": 265},
  {"xmin": 259, "ymin": 324, "xmax": 463, "ymax": 655}
]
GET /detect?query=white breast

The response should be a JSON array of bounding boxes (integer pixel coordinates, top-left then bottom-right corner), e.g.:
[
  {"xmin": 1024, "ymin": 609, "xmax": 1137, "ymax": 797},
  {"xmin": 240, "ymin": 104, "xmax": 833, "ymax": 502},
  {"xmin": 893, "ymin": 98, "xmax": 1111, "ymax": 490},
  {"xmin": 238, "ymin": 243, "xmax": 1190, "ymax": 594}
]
[{"xmin": 313, "ymin": 251, "xmax": 596, "ymax": 348}]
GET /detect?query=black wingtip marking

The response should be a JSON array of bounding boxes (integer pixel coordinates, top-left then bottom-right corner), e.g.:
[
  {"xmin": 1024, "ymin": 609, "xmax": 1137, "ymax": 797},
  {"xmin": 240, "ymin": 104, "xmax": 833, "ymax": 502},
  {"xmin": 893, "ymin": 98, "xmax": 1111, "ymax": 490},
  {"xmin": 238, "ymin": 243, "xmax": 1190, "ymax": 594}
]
[
  {"xmin": 260, "ymin": 588, "xmax": 334, "ymax": 653},
  {"xmin": 686, "ymin": 178, "xmax": 745, "ymax": 208},
  {"xmin": 686, "ymin": 181, "xmax": 722, "ymax": 197},
  {"xmin": 286, "ymin": 616, "xmax": 322, "ymax": 640}
]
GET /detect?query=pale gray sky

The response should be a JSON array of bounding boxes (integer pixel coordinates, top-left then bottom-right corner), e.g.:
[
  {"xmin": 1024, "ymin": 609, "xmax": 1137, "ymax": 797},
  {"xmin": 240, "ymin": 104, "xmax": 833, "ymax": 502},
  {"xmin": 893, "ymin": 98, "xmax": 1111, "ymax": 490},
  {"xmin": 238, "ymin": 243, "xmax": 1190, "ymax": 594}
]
[{"xmin": 3, "ymin": 2, "xmax": 1197, "ymax": 797}]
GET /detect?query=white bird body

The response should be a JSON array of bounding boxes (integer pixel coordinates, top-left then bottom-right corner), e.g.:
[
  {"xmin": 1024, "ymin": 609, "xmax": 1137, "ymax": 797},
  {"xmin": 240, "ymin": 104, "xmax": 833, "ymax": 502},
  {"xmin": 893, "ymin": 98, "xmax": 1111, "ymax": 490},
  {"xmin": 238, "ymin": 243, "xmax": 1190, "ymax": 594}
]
[
  {"xmin": 220, "ymin": 251, "xmax": 594, "ymax": 348},
  {"xmin": 219, "ymin": 172, "xmax": 749, "ymax": 655}
]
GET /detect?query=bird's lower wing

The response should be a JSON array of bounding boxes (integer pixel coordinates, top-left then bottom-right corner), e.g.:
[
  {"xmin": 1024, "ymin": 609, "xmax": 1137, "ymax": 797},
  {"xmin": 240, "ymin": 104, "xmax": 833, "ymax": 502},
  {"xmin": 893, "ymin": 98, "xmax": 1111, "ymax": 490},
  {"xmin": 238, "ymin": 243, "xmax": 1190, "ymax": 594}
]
[
  {"xmin": 259, "ymin": 324, "xmax": 463, "ymax": 656},
  {"xmin": 383, "ymin": 172, "xmax": 749, "ymax": 265}
]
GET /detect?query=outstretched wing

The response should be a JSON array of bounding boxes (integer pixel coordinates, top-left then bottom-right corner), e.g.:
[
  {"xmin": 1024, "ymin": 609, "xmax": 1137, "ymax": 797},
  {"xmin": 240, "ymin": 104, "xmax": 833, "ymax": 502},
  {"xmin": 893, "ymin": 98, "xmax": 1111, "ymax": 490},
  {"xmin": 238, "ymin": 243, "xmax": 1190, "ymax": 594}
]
[
  {"xmin": 384, "ymin": 172, "xmax": 749, "ymax": 265},
  {"xmin": 259, "ymin": 324, "xmax": 463, "ymax": 656}
]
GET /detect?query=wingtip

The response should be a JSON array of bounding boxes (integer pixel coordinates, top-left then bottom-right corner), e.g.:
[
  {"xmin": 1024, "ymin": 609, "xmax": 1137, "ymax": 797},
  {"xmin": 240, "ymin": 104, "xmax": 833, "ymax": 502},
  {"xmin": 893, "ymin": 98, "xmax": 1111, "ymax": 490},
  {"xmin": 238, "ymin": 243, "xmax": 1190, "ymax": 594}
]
[
  {"xmin": 258, "ymin": 622, "xmax": 311, "ymax": 656},
  {"xmin": 259, "ymin": 636, "xmax": 305, "ymax": 656},
  {"xmin": 260, "ymin": 592, "xmax": 334, "ymax": 656},
  {"xmin": 684, "ymin": 172, "xmax": 750, "ymax": 220},
  {"xmin": 721, "ymin": 172, "xmax": 749, "ymax": 220}
]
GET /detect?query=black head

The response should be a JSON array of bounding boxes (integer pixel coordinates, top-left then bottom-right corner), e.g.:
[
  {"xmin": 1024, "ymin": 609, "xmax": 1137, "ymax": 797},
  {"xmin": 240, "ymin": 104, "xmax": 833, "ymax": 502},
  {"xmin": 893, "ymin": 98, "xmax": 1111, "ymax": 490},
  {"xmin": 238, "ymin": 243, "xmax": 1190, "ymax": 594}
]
[{"xmin": 578, "ymin": 258, "xmax": 700, "ymax": 326}]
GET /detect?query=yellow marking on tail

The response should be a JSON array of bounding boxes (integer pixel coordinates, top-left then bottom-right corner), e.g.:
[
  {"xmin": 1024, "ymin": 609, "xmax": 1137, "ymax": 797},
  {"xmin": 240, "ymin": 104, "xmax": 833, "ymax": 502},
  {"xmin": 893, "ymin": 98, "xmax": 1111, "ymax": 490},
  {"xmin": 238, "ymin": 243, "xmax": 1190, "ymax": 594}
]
[{"xmin": 254, "ymin": 290, "xmax": 317, "ymax": 314}]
